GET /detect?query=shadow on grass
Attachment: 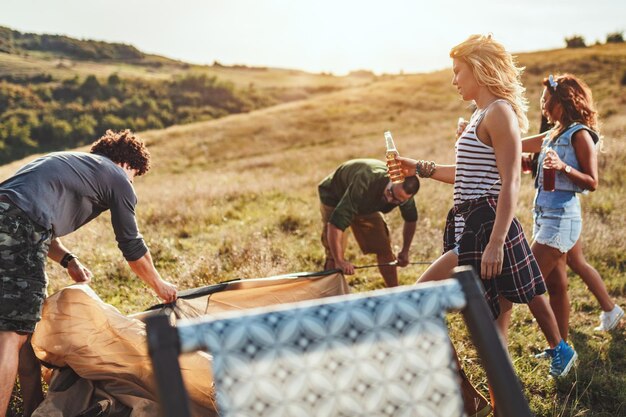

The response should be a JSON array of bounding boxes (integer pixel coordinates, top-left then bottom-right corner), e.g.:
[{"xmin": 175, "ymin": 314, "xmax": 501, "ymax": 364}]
[{"xmin": 555, "ymin": 328, "xmax": 626, "ymax": 417}]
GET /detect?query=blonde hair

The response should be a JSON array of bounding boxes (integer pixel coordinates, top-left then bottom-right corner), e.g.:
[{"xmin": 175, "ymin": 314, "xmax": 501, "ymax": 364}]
[{"xmin": 450, "ymin": 34, "xmax": 529, "ymax": 133}]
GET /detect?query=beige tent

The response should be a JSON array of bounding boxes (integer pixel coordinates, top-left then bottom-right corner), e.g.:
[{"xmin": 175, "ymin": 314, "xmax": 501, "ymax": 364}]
[{"xmin": 31, "ymin": 271, "xmax": 348, "ymax": 417}]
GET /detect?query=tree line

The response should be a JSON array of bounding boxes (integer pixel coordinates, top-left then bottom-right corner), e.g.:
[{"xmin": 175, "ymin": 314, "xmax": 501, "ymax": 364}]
[
  {"xmin": 565, "ymin": 31, "xmax": 624, "ymax": 48},
  {"xmin": 0, "ymin": 25, "xmax": 146, "ymax": 62},
  {"xmin": 0, "ymin": 73, "xmax": 274, "ymax": 163}
]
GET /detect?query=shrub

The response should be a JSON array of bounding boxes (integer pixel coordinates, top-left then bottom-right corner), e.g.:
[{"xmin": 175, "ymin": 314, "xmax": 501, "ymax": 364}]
[
  {"xmin": 0, "ymin": 69, "xmax": 271, "ymax": 163},
  {"xmin": 0, "ymin": 73, "xmax": 53, "ymax": 84},
  {"xmin": 71, "ymin": 114, "xmax": 98, "ymax": 143},
  {"xmin": 0, "ymin": 116, "xmax": 36, "ymax": 151},
  {"xmin": 0, "ymin": 82, "xmax": 44, "ymax": 112},
  {"xmin": 606, "ymin": 31, "xmax": 624, "ymax": 43},
  {"xmin": 0, "ymin": 26, "xmax": 13, "ymax": 53},
  {"xmin": 100, "ymin": 114, "xmax": 127, "ymax": 132},
  {"xmin": 145, "ymin": 114, "xmax": 164, "ymax": 130},
  {"xmin": 36, "ymin": 117, "xmax": 72, "ymax": 147},
  {"xmin": 79, "ymin": 75, "xmax": 103, "ymax": 101},
  {"xmin": 278, "ymin": 214, "xmax": 302, "ymax": 234},
  {"xmin": 565, "ymin": 35, "xmax": 587, "ymax": 48}
]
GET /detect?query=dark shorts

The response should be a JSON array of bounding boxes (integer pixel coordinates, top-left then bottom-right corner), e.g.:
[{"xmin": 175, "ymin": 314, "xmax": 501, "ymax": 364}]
[
  {"xmin": 320, "ymin": 203, "xmax": 393, "ymax": 260},
  {"xmin": 0, "ymin": 201, "xmax": 51, "ymax": 333},
  {"xmin": 444, "ymin": 196, "xmax": 546, "ymax": 319}
]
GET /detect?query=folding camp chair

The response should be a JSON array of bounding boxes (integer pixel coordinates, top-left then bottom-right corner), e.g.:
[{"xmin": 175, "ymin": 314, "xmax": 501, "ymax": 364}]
[{"xmin": 146, "ymin": 266, "xmax": 532, "ymax": 417}]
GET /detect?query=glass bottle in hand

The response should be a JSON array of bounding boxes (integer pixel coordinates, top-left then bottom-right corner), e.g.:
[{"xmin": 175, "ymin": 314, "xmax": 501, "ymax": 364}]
[{"xmin": 384, "ymin": 131, "xmax": 404, "ymax": 184}]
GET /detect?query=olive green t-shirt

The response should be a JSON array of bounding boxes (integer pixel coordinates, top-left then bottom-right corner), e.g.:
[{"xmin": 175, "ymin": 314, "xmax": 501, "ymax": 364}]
[{"xmin": 318, "ymin": 159, "xmax": 418, "ymax": 231}]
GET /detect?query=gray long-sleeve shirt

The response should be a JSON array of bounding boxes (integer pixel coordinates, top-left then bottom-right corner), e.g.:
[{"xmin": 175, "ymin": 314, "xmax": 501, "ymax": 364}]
[{"xmin": 0, "ymin": 152, "xmax": 148, "ymax": 261}]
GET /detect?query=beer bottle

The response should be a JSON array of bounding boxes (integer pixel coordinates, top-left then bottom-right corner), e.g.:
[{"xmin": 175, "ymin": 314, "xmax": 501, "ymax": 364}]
[{"xmin": 384, "ymin": 131, "xmax": 404, "ymax": 184}]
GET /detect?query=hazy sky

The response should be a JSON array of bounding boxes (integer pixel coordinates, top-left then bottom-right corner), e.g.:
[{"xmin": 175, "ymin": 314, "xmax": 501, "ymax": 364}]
[{"xmin": 2, "ymin": 0, "xmax": 624, "ymax": 74}]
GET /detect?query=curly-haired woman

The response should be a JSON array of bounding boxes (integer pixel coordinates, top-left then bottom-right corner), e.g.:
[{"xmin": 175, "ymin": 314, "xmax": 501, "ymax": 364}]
[{"xmin": 522, "ymin": 74, "xmax": 623, "ymax": 343}]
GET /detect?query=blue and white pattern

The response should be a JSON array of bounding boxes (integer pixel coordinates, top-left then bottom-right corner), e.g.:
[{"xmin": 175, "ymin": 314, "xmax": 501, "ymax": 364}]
[{"xmin": 177, "ymin": 279, "xmax": 468, "ymax": 417}]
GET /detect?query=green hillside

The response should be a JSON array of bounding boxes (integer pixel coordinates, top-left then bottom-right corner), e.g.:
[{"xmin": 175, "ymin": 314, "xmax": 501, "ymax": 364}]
[
  {"xmin": 3, "ymin": 40, "xmax": 626, "ymax": 417},
  {"xmin": 0, "ymin": 25, "xmax": 376, "ymax": 163}
]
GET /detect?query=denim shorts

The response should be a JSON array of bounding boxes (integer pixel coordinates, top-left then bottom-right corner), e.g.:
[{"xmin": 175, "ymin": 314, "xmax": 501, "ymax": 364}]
[{"xmin": 533, "ymin": 202, "xmax": 582, "ymax": 253}]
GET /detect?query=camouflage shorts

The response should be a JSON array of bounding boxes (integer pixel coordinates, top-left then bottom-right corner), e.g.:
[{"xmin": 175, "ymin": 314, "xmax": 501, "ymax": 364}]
[{"xmin": 0, "ymin": 201, "xmax": 52, "ymax": 333}]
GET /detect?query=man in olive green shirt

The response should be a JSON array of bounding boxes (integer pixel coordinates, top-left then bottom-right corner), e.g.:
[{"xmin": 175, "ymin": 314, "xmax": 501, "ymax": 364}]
[{"xmin": 318, "ymin": 159, "xmax": 419, "ymax": 287}]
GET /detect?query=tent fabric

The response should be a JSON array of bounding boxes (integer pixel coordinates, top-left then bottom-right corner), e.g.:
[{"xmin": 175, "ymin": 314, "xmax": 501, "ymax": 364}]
[
  {"xmin": 31, "ymin": 271, "xmax": 348, "ymax": 417},
  {"xmin": 175, "ymin": 269, "xmax": 344, "ymax": 300},
  {"xmin": 136, "ymin": 270, "xmax": 350, "ymax": 321},
  {"xmin": 32, "ymin": 367, "xmax": 155, "ymax": 417},
  {"xmin": 31, "ymin": 285, "xmax": 216, "ymax": 417}
]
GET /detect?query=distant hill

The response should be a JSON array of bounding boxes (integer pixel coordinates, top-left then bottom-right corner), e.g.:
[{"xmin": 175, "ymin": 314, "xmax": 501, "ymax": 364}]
[
  {"xmin": 0, "ymin": 25, "xmax": 376, "ymax": 87},
  {"xmin": 0, "ymin": 25, "xmax": 157, "ymax": 63},
  {"xmin": 0, "ymin": 26, "xmax": 376, "ymax": 163}
]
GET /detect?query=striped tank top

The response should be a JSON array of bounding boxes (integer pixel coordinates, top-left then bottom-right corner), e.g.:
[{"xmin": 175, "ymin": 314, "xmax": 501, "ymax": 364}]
[
  {"xmin": 452, "ymin": 99, "xmax": 509, "ymax": 240},
  {"xmin": 454, "ymin": 100, "xmax": 508, "ymax": 204}
]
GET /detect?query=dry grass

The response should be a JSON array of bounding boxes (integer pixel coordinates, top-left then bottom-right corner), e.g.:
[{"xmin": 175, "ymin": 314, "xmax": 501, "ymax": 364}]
[{"xmin": 3, "ymin": 43, "xmax": 626, "ymax": 416}]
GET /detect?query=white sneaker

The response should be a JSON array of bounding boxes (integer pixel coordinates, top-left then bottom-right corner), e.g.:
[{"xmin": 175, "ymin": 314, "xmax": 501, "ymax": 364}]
[
  {"xmin": 534, "ymin": 350, "xmax": 551, "ymax": 360},
  {"xmin": 594, "ymin": 305, "xmax": 624, "ymax": 331}
]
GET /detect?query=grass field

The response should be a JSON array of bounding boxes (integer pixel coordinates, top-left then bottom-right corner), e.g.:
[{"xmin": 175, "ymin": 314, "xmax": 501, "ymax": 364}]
[{"xmin": 3, "ymin": 43, "xmax": 626, "ymax": 416}]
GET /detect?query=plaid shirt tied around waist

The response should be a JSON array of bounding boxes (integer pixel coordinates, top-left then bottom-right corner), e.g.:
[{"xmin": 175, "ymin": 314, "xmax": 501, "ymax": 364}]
[{"xmin": 444, "ymin": 196, "xmax": 545, "ymax": 319}]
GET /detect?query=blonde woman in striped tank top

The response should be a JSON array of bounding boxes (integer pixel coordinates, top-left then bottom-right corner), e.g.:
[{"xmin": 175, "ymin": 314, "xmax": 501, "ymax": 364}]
[{"xmin": 393, "ymin": 33, "xmax": 578, "ymax": 413}]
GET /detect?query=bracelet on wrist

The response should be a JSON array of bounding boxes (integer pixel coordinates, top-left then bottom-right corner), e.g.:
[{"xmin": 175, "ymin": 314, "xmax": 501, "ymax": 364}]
[
  {"xmin": 416, "ymin": 160, "xmax": 436, "ymax": 178},
  {"xmin": 60, "ymin": 253, "xmax": 78, "ymax": 268}
]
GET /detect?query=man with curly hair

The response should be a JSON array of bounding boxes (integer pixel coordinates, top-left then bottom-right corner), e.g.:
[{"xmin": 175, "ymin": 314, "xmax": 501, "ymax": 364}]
[{"xmin": 0, "ymin": 129, "xmax": 177, "ymax": 416}]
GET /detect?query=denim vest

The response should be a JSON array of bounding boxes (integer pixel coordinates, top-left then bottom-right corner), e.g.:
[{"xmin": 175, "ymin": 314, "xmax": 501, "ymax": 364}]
[{"xmin": 535, "ymin": 123, "xmax": 599, "ymax": 194}]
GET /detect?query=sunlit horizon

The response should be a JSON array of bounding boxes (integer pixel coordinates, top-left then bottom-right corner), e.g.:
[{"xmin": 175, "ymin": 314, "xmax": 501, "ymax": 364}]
[{"xmin": 2, "ymin": 0, "xmax": 625, "ymax": 75}]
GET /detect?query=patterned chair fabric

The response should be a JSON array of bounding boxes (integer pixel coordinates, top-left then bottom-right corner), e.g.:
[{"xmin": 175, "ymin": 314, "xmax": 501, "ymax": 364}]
[
  {"xmin": 178, "ymin": 279, "xmax": 466, "ymax": 417},
  {"xmin": 146, "ymin": 267, "xmax": 533, "ymax": 417}
]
